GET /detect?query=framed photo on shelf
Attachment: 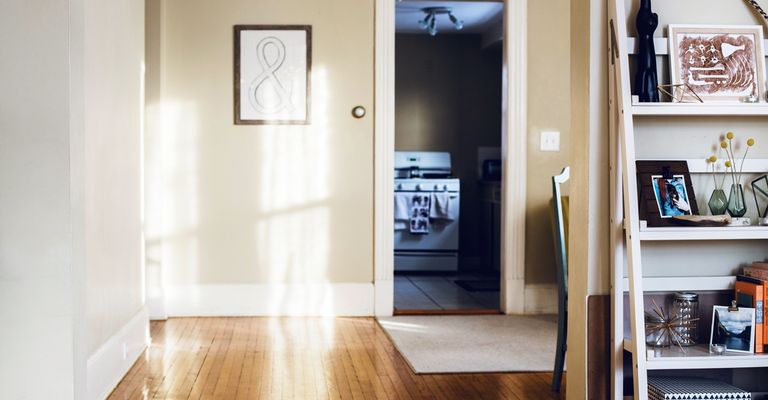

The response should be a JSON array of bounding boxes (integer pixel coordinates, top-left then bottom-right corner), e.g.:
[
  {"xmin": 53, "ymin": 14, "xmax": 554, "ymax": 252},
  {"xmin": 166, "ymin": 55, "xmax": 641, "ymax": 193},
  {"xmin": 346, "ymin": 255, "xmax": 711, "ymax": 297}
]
[
  {"xmin": 651, "ymin": 174, "xmax": 693, "ymax": 218},
  {"xmin": 668, "ymin": 25, "xmax": 766, "ymax": 102},
  {"xmin": 636, "ymin": 161, "xmax": 698, "ymax": 227},
  {"xmin": 234, "ymin": 25, "xmax": 312, "ymax": 125},
  {"xmin": 710, "ymin": 305, "xmax": 756, "ymax": 353}
]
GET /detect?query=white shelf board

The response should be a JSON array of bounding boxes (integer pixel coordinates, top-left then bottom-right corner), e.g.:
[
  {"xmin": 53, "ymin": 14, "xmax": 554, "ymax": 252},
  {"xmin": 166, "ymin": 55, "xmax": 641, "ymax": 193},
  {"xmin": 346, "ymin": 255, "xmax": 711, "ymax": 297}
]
[
  {"xmin": 639, "ymin": 225, "xmax": 768, "ymax": 241},
  {"xmin": 622, "ymin": 276, "xmax": 735, "ymax": 292},
  {"xmin": 632, "ymin": 343, "xmax": 768, "ymax": 370},
  {"xmin": 631, "ymin": 102, "xmax": 768, "ymax": 116}
]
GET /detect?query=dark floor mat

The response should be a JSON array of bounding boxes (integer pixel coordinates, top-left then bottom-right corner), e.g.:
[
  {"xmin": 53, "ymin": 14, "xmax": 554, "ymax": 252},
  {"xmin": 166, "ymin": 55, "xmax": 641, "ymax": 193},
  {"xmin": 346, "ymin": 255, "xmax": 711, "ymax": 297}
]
[{"xmin": 454, "ymin": 279, "xmax": 500, "ymax": 292}]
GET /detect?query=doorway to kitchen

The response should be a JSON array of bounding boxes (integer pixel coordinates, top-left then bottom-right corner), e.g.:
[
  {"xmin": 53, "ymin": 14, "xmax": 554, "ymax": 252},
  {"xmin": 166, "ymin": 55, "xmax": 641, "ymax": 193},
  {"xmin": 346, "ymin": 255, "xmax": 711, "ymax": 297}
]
[{"xmin": 392, "ymin": 1, "xmax": 504, "ymax": 314}]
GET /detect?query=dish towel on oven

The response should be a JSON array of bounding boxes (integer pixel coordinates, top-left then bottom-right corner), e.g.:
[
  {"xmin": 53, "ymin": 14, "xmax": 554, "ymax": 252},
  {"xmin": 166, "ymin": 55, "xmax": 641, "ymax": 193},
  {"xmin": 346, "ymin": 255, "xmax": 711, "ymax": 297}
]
[
  {"xmin": 394, "ymin": 193, "xmax": 411, "ymax": 230},
  {"xmin": 409, "ymin": 194, "xmax": 431, "ymax": 234},
  {"xmin": 429, "ymin": 193, "xmax": 454, "ymax": 221}
]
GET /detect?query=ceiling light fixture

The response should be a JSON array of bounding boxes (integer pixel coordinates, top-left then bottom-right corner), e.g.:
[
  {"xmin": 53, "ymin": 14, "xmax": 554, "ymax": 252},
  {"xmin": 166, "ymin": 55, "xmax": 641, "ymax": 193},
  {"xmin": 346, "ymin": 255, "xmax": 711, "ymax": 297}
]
[{"xmin": 417, "ymin": 7, "xmax": 463, "ymax": 36}]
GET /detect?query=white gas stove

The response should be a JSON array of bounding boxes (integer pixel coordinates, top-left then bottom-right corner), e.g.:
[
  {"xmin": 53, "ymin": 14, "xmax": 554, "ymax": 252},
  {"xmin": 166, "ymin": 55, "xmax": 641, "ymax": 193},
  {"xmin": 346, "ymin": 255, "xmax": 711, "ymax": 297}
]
[{"xmin": 393, "ymin": 151, "xmax": 460, "ymax": 272}]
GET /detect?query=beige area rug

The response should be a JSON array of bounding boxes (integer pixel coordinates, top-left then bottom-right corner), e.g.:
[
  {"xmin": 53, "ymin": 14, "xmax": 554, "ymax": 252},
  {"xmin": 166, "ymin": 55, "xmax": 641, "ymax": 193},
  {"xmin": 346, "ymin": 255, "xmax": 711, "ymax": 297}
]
[{"xmin": 377, "ymin": 315, "xmax": 560, "ymax": 374}]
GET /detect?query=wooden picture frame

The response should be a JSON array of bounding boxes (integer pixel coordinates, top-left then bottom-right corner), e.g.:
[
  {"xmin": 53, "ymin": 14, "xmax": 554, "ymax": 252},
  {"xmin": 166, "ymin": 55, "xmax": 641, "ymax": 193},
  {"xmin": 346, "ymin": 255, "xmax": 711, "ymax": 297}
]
[
  {"xmin": 234, "ymin": 25, "xmax": 312, "ymax": 125},
  {"xmin": 636, "ymin": 160, "xmax": 699, "ymax": 227},
  {"xmin": 669, "ymin": 25, "xmax": 766, "ymax": 102}
]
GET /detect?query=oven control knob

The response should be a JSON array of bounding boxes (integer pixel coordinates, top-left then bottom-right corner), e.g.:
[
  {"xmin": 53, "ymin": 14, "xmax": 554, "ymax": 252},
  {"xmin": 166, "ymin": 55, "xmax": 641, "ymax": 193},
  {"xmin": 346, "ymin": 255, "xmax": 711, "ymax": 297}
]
[
  {"xmin": 396, "ymin": 183, "xmax": 402, "ymax": 190},
  {"xmin": 443, "ymin": 185, "xmax": 448, "ymax": 191},
  {"xmin": 416, "ymin": 184, "xmax": 422, "ymax": 191},
  {"xmin": 434, "ymin": 184, "xmax": 439, "ymax": 190}
]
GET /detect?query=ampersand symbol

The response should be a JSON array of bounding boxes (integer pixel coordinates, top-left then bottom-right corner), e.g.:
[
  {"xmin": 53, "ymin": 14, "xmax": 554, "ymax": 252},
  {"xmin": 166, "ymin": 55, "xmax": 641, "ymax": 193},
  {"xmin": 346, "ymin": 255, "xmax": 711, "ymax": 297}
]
[{"xmin": 249, "ymin": 37, "xmax": 295, "ymax": 114}]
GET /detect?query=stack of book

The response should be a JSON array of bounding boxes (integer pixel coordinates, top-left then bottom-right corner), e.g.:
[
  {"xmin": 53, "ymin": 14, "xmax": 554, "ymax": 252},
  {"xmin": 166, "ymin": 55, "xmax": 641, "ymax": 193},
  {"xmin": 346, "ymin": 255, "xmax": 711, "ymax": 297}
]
[{"xmin": 736, "ymin": 262, "xmax": 768, "ymax": 353}]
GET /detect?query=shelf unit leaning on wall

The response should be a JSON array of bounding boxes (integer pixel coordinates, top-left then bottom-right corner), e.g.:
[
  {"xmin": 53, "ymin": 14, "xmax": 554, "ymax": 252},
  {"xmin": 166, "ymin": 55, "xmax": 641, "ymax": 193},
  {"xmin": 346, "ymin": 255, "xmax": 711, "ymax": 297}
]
[{"xmin": 608, "ymin": 1, "xmax": 768, "ymax": 399}]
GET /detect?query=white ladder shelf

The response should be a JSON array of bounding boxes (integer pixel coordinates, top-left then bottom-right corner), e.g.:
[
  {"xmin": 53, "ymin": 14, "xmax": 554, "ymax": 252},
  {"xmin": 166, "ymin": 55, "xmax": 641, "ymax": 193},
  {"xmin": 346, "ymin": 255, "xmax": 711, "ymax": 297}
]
[{"xmin": 608, "ymin": 1, "xmax": 768, "ymax": 399}]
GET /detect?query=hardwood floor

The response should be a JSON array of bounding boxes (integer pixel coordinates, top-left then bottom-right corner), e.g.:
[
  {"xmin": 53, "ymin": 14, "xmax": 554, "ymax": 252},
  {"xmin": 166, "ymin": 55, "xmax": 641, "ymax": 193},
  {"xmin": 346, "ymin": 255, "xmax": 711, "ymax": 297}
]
[{"xmin": 109, "ymin": 317, "xmax": 565, "ymax": 400}]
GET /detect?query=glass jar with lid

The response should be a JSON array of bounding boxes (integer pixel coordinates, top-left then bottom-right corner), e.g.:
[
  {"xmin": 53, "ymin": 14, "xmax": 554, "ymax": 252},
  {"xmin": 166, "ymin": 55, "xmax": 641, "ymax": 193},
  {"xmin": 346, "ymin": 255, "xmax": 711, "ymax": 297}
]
[{"xmin": 671, "ymin": 292, "xmax": 699, "ymax": 346}]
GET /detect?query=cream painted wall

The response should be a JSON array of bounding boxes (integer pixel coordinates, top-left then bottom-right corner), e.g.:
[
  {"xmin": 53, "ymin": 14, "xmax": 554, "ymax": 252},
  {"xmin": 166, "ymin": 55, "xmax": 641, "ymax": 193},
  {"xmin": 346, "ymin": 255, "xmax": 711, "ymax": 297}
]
[
  {"xmin": 568, "ymin": 0, "xmax": 609, "ymax": 398},
  {"xmin": 624, "ymin": 0, "xmax": 760, "ymax": 32},
  {"xmin": 1, "ymin": 0, "xmax": 145, "ymax": 396},
  {"xmin": 145, "ymin": 0, "xmax": 165, "ymax": 319},
  {"xmin": 525, "ymin": 0, "xmax": 572, "ymax": 285},
  {"xmin": 83, "ymin": 0, "xmax": 145, "ymax": 356},
  {"xmin": 0, "ymin": 1, "xmax": 80, "ymax": 397},
  {"xmin": 147, "ymin": 0, "xmax": 374, "ymax": 292}
]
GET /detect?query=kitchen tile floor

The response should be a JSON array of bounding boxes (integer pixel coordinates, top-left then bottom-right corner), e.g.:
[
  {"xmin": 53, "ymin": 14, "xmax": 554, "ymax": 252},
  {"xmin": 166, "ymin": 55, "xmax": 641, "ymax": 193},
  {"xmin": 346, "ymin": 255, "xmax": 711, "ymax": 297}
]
[{"xmin": 394, "ymin": 273, "xmax": 500, "ymax": 311}]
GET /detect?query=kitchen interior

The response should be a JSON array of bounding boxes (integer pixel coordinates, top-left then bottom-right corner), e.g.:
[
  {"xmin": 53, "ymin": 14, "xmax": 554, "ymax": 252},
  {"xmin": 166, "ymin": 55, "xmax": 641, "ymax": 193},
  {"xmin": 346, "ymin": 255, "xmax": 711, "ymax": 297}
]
[{"xmin": 393, "ymin": 1, "xmax": 503, "ymax": 313}]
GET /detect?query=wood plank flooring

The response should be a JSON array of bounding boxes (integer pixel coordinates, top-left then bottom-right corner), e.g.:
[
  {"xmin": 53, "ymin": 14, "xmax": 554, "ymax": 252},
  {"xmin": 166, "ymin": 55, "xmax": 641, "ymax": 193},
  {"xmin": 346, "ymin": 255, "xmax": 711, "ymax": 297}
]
[{"xmin": 108, "ymin": 317, "xmax": 565, "ymax": 400}]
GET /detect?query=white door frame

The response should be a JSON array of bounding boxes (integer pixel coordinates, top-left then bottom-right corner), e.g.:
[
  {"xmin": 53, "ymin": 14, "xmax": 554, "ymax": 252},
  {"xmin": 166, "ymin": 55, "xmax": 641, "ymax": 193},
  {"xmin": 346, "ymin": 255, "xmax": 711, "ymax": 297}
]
[{"xmin": 373, "ymin": 0, "xmax": 528, "ymax": 316}]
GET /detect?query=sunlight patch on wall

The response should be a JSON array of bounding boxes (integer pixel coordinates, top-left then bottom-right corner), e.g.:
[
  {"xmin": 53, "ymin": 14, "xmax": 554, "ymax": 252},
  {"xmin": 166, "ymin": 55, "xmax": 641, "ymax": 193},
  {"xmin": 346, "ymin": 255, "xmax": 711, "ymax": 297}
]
[
  {"xmin": 157, "ymin": 100, "xmax": 200, "ymax": 285},
  {"xmin": 254, "ymin": 66, "xmax": 332, "ymax": 286},
  {"xmin": 257, "ymin": 68, "xmax": 331, "ymax": 213}
]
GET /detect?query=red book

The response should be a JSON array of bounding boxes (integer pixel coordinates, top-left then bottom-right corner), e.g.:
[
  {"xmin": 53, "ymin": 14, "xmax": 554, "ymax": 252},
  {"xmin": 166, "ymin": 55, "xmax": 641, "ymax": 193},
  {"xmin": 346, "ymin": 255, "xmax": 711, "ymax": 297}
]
[{"xmin": 736, "ymin": 275, "xmax": 765, "ymax": 353}]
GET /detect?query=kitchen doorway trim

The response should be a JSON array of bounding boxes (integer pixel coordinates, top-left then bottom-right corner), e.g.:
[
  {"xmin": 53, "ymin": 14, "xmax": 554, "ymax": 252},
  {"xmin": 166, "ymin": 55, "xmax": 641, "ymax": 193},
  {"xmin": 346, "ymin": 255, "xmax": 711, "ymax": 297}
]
[{"xmin": 373, "ymin": 0, "xmax": 528, "ymax": 316}]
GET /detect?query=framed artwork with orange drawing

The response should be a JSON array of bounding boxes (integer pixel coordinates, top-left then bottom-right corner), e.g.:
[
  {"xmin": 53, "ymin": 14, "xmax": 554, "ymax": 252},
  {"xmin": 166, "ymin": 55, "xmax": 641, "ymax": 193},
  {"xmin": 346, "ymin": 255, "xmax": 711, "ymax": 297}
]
[{"xmin": 669, "ymin": 25, "xmax": 766, "ymax": 102}]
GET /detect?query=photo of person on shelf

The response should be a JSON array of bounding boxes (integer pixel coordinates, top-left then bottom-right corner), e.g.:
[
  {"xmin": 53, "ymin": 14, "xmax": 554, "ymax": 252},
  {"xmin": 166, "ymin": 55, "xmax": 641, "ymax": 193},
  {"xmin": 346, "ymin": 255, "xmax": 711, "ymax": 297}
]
[{"xmin": 653, "ymin": 176, "xmax": 692, "ymax": 217}]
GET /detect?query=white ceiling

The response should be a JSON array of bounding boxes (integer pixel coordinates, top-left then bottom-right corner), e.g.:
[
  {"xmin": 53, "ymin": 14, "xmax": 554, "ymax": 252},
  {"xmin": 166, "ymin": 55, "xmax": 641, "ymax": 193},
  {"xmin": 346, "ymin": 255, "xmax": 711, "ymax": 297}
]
[{"xmin": 395, "ymin": 1, "xmax": 503, "ymax": 35}]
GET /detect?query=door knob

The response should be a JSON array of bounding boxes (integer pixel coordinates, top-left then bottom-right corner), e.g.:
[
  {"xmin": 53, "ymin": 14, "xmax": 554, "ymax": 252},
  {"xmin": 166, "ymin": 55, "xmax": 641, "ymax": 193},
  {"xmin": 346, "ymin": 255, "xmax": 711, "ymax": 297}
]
[{"xmin": 351, "ymin": 106, "xmax": 366, "ymax": 118}]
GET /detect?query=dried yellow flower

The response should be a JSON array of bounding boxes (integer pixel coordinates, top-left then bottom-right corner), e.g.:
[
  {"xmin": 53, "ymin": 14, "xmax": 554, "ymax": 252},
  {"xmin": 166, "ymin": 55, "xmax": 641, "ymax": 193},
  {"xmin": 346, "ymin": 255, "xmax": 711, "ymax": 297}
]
[
  {"xmin": 720, "ymin": 141, "xmax": 728, "ymax": 149},
  {"xmin": 747, "ymin": 138, "xmax": 756, "ymax": 147},
  {"xmin": 725, "ymin": 160, "xmax": 732, "ymax": 168},
  {"xmin": 727, "ymin": 132, "xmax": 735, "ymax": 140},
  {"xmin": 708, "ymin": 156, "xmax": 717, "ymax": 162}
]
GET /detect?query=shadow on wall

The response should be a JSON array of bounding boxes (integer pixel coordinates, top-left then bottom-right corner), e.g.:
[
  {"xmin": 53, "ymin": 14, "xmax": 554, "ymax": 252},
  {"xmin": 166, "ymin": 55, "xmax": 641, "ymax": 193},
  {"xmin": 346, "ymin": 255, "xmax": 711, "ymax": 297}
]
[
  {"xmin": 525, "ymin": 196, "xmax": 559, "ymax": 284},
  {"xmin": 144, "ymin": 66, "xmax": 349, "ymax": 314}
]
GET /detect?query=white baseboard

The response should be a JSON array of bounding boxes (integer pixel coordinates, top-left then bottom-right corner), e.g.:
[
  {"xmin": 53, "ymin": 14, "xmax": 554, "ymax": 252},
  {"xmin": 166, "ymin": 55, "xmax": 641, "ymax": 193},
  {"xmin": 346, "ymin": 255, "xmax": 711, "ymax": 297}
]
[
  {"xmin": 524, "ymin": 283, "xmax": 558, "ymax": 314},
  {"xmin": 86, "ymin": 307, "xmax": 149, "ymax": 400},
  {"xmin": 374, "ymin": 279, "xmax": 394, "ymax": 317},
  {"xmin": 502, "ymin": 278, "xmax": 525, "ymax": 314},
  {"xmin": 165, "ymin": 283, "xmax": 374, "ymax": 317}
]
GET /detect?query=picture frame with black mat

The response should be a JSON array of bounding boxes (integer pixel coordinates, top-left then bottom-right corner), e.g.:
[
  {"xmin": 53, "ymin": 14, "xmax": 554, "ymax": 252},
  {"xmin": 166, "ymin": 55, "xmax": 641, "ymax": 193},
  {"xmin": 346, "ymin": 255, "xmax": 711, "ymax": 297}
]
[{"xmin": 636, "ymin": 160, "xmax": 699, "ymax": 227}]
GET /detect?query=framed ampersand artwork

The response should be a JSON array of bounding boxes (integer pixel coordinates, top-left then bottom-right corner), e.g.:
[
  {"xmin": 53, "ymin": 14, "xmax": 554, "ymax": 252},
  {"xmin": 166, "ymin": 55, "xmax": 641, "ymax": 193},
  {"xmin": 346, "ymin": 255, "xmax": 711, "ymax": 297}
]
[
  {"xmin": 234, "ymin": 25, "xmax": 312, "ymax": 125},
  {"xmin": 669, "ymin": 25, "xmax": 766, "ymax": 102}
]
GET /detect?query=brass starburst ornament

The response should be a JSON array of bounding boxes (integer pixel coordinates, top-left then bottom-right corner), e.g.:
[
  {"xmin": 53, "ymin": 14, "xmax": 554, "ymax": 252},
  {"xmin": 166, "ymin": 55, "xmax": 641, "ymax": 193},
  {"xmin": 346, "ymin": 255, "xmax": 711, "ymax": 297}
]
[{"xmin": 645, "ymin": 299, "xmax": 699, "ymax": 352}]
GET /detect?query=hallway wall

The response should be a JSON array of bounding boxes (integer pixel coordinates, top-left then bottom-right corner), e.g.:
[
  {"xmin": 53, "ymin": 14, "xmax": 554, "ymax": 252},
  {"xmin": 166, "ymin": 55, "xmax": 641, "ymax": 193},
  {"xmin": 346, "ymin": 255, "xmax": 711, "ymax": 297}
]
[
  {"xmin": 83, "ymin": 0, "xmax": 145, "ymax": 359},
  {"xmin": 0, "ymin": 0, "xmax": 146, "ymax": 398},
  {"xmin": 145, "ymin": 0, "xmax": 376, "ymax": 315},
  {"xmin": 0, "ymin": 1, "xmax": 80, "ymax": 398},
  {"xmin": 525, "ymin": 0, "xmax": 572, "ymax": 285},
  {"xmin": 82, "ymin": 0, "xmax": 148, "ymax": 398}
]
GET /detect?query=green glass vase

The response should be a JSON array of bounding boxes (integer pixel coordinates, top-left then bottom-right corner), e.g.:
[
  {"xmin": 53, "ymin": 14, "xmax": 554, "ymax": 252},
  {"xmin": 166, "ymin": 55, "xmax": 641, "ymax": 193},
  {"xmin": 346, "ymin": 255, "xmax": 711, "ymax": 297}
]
[
  {"xmin": 727, "ymin": 184, "xmax": 747, "ymax": 218},
  {"xmin": 708, "ymin": 189, "xmax": 728, "ymax": 215}
]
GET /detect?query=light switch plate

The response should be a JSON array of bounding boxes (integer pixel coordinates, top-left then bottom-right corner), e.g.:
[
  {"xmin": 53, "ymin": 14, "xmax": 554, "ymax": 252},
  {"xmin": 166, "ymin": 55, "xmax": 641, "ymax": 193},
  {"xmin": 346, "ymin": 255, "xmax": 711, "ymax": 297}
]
[{"xmin": 540, "ymin": 131, "xmax": 560, "ymax": 152}]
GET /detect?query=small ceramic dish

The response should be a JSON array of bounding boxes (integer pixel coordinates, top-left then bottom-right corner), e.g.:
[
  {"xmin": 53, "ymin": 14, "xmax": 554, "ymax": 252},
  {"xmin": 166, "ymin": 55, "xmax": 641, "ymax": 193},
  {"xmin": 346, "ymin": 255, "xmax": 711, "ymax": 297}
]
[{"xmin": 710, "ymin": 344, "xmax": 726, "ymax": 355}]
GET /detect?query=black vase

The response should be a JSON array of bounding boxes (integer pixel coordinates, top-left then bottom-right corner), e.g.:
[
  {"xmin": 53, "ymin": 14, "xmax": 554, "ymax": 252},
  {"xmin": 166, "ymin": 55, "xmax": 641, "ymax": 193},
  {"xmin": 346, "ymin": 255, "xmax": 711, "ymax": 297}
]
[{"xmin": 635, "ymin": 0, "xmax": 659, "ymax": 102}]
